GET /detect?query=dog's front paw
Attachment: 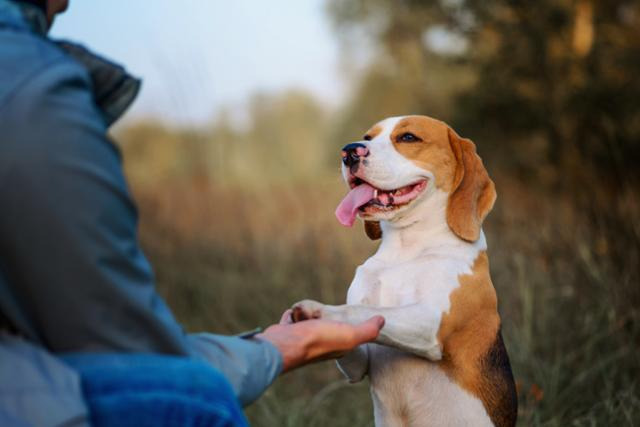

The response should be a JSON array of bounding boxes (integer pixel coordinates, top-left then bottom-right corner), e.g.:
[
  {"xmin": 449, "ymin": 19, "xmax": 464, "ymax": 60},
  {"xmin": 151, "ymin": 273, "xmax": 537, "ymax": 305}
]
[{"xmin": 291, "ymin": 299, "xmax": 325, "ymax": 322}]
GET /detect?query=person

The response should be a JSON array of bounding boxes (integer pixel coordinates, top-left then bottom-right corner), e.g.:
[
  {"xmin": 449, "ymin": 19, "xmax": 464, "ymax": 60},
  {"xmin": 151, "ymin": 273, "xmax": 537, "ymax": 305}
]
[{"xmin": 0, "ymin": 1, "xmax": 385, "ymax": 425}]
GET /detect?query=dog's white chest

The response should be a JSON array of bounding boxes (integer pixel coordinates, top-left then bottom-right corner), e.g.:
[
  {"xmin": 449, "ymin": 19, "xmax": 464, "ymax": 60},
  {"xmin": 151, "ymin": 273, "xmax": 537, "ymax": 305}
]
[
  {"xmin": 346, "ymin": 254, "xmax": 471, "ymax": 309},
  {"xmin": 343, "ymin": 237, "xmax": 494, "ymax": 426}
]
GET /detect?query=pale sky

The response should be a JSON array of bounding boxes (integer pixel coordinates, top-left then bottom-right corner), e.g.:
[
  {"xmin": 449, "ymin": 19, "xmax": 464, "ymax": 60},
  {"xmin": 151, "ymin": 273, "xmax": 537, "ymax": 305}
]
[{"xmin": 50, "ymin": 1, "xmax": 343, "ymax": 126}]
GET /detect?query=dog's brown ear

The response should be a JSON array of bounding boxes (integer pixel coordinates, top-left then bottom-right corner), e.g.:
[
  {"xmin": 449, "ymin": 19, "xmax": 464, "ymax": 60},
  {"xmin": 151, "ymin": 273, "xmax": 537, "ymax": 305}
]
[
  {"xmin": 446, "ymin": 128, "xmax": 497, "ymax": 242},
  {"xmin": 364, "ymin": 220, "xmax": 382, "ymax": 240}
]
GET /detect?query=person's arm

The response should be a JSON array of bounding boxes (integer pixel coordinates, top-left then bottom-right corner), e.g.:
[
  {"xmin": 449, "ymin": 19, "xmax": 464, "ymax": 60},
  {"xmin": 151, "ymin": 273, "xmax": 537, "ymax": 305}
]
[
  {"xmin": 0, "ymin": 56, "xmax": 383, "ymax": 407},
  {"xmin": 0, "ymin": 57, "xmax": 189, "ymax": 354},
  {"xmin": 187, "ymin": 311, "xmax": 383, "ymax": 404}
]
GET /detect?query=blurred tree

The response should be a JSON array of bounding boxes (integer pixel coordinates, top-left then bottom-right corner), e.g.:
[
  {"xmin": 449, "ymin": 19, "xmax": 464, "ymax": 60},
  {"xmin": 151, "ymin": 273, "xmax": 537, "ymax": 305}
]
[
  {"xmin": 328, "ymin": 0, "xmax": 474, "ymax": 145},
  {"xmin": 327, "ymin": 0, "xmax": 640, "ymax": 186},
  {"xmin": 245, "ymin": 90, "xmax": 329, "ymax": 180},
  {"xmin": 120, "ymin": 90, "xmax": 330, "ymax": 186}
]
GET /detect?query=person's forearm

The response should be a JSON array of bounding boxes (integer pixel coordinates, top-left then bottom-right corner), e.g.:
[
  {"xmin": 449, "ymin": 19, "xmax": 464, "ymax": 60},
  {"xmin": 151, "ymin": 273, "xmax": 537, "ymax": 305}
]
[{"xmin": 187, "ymin": 333, "xmax": 282, "ymax": 406}]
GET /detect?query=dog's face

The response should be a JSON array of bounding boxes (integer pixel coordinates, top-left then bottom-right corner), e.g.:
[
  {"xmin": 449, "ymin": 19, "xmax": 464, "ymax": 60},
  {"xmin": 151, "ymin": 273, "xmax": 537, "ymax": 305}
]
[{"xmin": 336, "ymin": 115, "xmax": 496, "ymax": 242}]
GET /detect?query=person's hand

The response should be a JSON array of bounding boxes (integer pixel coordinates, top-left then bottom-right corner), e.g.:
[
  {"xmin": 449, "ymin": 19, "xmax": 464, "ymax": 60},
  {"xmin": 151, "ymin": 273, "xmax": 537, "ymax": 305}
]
[{"xmin": 256, "ymin": 309, "xmax": 384, "ymax": 373}]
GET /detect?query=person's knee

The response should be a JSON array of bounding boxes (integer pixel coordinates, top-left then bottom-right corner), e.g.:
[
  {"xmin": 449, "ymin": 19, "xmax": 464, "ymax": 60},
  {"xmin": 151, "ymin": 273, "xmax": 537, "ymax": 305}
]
[{"xmin": 62, "ymin": 353, "xmax": 248, "ymax": 427}]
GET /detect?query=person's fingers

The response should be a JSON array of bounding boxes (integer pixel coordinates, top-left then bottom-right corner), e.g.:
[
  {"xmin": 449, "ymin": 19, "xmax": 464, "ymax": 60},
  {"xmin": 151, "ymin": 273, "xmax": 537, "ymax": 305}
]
[
  {"xmin": 350, "ymin": 315, "xmax": 385, "ymax": 343},
  {"xmin": 279, "ymin": 309, "xmax": 294, "ymax": 325}
]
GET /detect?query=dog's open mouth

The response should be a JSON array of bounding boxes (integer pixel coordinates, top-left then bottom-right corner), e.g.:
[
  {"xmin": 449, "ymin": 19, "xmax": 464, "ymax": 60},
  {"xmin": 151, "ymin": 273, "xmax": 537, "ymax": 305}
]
[{"xmin": 336, "ymin": 178, "xmax": 428, "ymax": 227}]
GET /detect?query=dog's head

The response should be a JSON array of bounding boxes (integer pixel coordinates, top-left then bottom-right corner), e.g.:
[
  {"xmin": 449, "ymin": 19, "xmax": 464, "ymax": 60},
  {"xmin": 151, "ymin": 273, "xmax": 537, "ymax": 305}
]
[{"xmin": 335, "ymin": 115, "xmax": 496, "ymax": 242}]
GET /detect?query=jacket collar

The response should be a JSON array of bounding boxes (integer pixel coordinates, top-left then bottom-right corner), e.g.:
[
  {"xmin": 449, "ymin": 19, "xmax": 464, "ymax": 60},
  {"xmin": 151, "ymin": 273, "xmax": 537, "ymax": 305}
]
[
  {"xmin": 0, "ymin": 0, "xmax": 141, "ymax": 126},
  {"xmin": 0, "ymin": 0, "xmax": 47, "ymax": 35}
]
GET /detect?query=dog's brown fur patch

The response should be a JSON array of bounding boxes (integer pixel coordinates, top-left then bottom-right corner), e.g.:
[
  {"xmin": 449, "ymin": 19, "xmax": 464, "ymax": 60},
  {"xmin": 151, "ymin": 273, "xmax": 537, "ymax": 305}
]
[
  {"xmin": 389, "ymin": 116, "xmax": 458, "ymax": 192},
  {"xmin": 364, "ymin": 124, "xmax": 383, "ymax": 140},
  {"xmin": 446, "ymin": 130, "xmax": 497, "ymax": 242},
  {"xmin": 437, "ymin": 252, "xmax": 517, "ymax": 427},
  {"xmin": 364, "ymin": 220, "xmax": 382, "ymax": 240}
]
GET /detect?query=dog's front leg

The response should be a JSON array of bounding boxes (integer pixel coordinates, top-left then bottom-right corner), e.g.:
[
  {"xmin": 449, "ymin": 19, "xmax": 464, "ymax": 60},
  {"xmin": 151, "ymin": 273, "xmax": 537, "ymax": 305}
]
[
  {"xmin": 292, "ymin": 300, "xmax": 443, "ymax": 361},
  {"xmin": 336, "ymin": 345, "xmax": 369, "ymax": 383},
  {"xmin": 289, "ymin": 300, "xmax": 371, "ymax": 381}
]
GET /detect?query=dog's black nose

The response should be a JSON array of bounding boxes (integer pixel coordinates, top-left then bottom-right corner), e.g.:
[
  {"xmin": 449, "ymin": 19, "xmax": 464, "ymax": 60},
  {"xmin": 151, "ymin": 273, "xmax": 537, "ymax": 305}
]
[{"xmin": 341, "ymin": 143, "xmax": 369, "ymax": 167}]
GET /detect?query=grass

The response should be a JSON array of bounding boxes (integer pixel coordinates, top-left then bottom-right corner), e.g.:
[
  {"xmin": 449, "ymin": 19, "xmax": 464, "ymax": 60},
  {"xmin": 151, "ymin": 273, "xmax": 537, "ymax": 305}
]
[{"xmin": 119, "ymin": 124, "xmax": 640, "ymax": 426}]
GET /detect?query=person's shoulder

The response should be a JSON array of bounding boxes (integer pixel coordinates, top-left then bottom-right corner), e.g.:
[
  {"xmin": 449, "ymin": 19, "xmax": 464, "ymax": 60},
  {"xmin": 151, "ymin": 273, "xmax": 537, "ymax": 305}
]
[{"xmin": 0, "ymin": 28, "xmax": 88, "ymax": 111}]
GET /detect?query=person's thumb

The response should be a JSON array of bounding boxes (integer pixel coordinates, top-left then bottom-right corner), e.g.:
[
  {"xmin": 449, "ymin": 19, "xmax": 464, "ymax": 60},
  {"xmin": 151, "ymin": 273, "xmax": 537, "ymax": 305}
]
[{"xmin": 353, "ymin": 315, "xmax": 385, "ymax": 343}]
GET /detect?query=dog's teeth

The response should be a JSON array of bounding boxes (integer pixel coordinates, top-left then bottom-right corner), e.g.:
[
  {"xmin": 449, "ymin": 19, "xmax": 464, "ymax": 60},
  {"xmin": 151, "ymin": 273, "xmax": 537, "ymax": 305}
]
[{"xmin": 373, "ymin": 189, "xmax": 378, "ymax": 198}]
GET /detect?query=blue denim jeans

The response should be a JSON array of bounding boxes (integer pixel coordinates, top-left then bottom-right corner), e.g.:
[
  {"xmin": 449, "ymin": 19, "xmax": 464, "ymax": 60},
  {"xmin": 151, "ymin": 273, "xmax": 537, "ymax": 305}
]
[{"xmin": 61, "ymin": 353, "xmax": 248, "ymax": 427}]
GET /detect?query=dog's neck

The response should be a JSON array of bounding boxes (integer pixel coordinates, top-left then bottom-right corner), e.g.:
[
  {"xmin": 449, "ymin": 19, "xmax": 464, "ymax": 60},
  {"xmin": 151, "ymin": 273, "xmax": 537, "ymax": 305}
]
[{"xmin": 374, "ymin": 188, "xmax": 486, "ymax": 262}]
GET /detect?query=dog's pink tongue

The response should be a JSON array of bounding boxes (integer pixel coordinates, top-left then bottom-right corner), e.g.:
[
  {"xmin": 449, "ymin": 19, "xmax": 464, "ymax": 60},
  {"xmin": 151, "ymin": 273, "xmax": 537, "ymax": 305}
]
[{"xmin": 335, "ymin": 183, "xmax": 376, "ymax": 227}]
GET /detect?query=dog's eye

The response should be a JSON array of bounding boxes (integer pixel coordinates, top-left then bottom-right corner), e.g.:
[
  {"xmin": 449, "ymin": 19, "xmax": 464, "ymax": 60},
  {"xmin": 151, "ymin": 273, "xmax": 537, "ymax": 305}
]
[
  {"xmin": 363, "ymin": 134, "xmax": 372, "ymax": 141},
  {"xmin": 397, "ymin": 132, "xmax": 421, "ymax": 143}
]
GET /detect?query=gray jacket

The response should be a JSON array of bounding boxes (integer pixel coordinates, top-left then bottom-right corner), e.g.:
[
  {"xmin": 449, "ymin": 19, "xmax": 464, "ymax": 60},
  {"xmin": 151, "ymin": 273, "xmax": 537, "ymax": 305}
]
[{"xmin": 0, "ymin": 1, "xmax": 281, "ymax": 424}]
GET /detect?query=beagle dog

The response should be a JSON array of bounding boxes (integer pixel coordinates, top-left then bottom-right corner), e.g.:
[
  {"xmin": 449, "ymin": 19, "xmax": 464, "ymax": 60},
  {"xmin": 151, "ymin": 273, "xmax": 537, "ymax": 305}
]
[{"xmin": 292, "ymin": 116, "xmax": 517, "ymax": 426}]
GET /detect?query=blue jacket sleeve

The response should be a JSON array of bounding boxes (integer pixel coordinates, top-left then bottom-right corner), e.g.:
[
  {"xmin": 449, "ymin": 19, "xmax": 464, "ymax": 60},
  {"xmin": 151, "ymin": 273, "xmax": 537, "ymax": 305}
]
[{"xmin": 0, "ymin": 57, "xmax": 281, "ymax": 406}]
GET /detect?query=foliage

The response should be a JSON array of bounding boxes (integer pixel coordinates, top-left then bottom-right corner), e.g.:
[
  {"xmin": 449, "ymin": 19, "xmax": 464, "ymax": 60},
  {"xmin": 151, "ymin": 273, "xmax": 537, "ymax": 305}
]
[
  {"xmin": 122, "ymin": 90, "xmax": 330, "ymax": 187},
  {"xmin": 328, "ymin": 0, "xmax": 640, "ymax": 182}
]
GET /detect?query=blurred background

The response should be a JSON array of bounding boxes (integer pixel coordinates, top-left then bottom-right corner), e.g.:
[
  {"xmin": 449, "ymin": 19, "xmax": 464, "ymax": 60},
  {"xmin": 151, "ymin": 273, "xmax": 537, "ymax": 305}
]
[{"xmin": 53, "ymin": 1, "xmax": 640, "ymax": 425}]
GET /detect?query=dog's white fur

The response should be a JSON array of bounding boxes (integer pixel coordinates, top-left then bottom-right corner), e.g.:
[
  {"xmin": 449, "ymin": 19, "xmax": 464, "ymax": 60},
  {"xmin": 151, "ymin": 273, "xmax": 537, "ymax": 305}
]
[{"xmin": 293, "ymin": 117, "xmax": 496, "ymax": 426}]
